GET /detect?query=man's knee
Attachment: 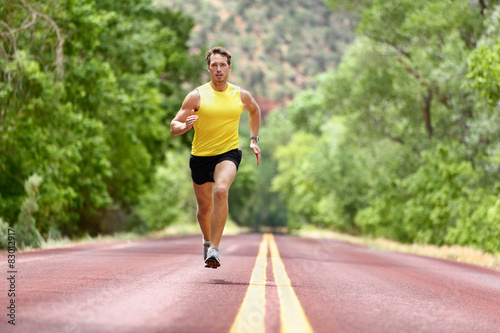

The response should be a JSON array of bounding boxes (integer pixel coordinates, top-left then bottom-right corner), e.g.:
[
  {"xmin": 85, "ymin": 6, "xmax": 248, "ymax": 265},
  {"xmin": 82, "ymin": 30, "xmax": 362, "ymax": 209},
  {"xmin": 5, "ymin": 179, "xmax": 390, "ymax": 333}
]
[
  {"xmin": 213, "ymin": 185, "xmax": 229, "ymax": 200},
  {"xmin": 197, "ymin": 201, "xmax": 213, "ymax": 215}
]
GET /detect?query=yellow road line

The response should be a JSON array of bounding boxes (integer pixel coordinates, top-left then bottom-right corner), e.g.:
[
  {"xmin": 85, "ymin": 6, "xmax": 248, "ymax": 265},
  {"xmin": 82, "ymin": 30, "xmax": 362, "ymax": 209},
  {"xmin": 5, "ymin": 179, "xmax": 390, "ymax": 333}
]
[
  {"xmin": 230, "ymin": 234, "xmax": 313, "ymax": 333},
  {"xmin": 268, "ymin": 233, "xmax": 314, "ymax": 333},
  {"xmin": 229, "ymin": 234, "xmax": 269, "ymax": 333}
]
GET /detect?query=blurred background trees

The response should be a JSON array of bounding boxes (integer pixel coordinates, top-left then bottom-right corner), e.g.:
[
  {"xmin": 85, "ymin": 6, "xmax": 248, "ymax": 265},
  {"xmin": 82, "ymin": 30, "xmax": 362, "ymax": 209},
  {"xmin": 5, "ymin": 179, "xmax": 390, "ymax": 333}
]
[
  {"xmin": 270, "ymin": 0, "xmax": 500, "ymax": 252},
  {"xmin": 0, "ymin": 0, "xmax": 203, "ymax": 242},
  {"xmin": 156, "ymin": 0, "xmax": 354, "ymax": 102},
  {"xmin": 2, "ymin": 0, "xmax": 500, "ymax": 254}
]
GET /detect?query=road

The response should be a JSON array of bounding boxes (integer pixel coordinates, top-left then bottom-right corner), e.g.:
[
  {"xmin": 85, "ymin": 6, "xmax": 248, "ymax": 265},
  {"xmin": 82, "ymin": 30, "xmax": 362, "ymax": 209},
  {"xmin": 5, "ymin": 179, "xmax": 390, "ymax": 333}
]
[{"xmin": 1, "ymin": 233, "xmax": 500, "ymax": 332}]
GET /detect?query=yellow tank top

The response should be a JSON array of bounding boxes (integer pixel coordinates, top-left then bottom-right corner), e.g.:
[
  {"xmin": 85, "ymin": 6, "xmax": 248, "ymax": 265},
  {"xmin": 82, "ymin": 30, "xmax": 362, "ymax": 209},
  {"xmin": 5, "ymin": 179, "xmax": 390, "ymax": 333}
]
[{"xmin": 191, "ymin": 82, "xmax": 244, "ymax": 156}]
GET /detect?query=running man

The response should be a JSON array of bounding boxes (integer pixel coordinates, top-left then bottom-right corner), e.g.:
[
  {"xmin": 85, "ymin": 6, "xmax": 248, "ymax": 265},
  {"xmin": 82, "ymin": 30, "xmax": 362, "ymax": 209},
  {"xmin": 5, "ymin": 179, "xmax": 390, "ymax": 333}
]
[{"xmin": 170, "ymin": 46, "xmax": 261, "ymax": 268}]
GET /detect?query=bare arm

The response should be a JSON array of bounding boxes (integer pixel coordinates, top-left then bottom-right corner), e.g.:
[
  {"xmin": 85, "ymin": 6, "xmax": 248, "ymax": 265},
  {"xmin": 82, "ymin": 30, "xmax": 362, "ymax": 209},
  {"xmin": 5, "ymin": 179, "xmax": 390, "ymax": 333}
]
[
  {"xmin": 241, "ymin": 89, "xmax": 261, "ymax": 166},
  {"xmin": 170, "ymin": 90, "xmax": 200, "ymax": 136}
]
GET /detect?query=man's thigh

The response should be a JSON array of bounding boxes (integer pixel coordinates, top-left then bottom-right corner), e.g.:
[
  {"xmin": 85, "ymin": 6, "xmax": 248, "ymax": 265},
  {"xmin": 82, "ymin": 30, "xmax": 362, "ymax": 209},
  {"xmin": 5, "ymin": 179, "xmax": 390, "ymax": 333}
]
[
  {"xmin": 213, "ymin": 160, "xmax": 238, "ymax": 187},
  {"xmin": 193, "ymin": 181, "xmax": 213, "ymax": 207}
]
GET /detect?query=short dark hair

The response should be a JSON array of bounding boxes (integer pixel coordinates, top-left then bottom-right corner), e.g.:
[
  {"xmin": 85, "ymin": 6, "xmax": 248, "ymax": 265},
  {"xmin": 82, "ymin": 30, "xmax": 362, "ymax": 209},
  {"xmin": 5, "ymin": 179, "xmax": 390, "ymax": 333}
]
[{"xmin": 206, "ymin": 46, "xmax": 232, "ymax": 66}]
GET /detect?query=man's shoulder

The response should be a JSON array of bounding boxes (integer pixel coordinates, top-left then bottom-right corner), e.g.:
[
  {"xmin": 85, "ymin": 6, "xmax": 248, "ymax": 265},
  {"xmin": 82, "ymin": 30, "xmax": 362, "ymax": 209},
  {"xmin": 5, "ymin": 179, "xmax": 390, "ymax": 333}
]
[
  {"xmin": 187, "ymin": 87, "xmax": 202, "ymax": 97},
  {"xmin": 239, "ymin": 87, "xmax": 253, "ymax": 100},
  {"xmin": 227, "ymin": 82, "xmax": 241, "ymax": 90},
  {"xmin": 184, "ymin": 88, "xmax": 200, "ymax": 106},
  {"xmin": 196, "ymin": 82, "xmax": 211, "ymax": 92}
]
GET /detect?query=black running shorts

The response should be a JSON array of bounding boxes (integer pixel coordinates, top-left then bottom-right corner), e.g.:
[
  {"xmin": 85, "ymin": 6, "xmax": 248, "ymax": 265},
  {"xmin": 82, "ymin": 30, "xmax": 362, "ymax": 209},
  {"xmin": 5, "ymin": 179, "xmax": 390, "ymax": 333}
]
[{"xmin": 189, "ymin": 148, "xmax": 242, "ymax": 185}]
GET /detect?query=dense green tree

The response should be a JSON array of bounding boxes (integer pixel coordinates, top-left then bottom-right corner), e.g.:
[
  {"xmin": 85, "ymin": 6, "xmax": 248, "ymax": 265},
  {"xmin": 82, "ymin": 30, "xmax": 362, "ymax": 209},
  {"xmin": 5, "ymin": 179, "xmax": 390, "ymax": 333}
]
[
  {"xmin": 270, "ymin": 0, "xmax": 500, "ymax": 252},
  {"xmin": 0, "ymin": 0, "xmax": 202, "ymax": 243}
]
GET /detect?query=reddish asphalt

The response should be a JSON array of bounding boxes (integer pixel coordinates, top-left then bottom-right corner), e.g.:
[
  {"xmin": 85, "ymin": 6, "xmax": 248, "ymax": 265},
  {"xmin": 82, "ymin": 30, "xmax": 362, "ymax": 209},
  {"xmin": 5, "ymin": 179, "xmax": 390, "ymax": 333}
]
[{"xmin": 1, "ymin": 233, "xmax": 500, "ymax": 332}]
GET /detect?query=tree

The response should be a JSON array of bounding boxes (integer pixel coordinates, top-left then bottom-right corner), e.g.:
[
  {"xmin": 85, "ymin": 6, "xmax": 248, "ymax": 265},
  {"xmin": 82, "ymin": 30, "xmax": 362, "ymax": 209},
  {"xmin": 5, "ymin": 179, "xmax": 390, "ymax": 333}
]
[
  {"xmin": 0, "ymin": 0, "xmax": 202, "ymax": 240},
  {"xmin": 269, "ymin": 0, "xmax": 500, "ymax": 252}
]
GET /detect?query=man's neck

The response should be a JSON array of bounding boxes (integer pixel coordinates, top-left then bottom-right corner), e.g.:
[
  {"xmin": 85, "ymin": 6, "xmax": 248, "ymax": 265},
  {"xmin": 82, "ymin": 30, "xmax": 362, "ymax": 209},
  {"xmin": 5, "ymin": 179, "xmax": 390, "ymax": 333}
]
[{"xmin": 210, "ymin": 81, "xmax": 228, "ymax": 92}]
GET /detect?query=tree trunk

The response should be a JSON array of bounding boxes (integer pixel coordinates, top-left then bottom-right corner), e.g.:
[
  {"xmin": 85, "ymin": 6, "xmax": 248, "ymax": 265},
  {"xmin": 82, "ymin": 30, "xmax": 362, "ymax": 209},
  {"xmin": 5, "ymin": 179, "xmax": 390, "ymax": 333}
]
[{"xmin": 422, "ymin": 88, "xmax": 433, "ymax": 137}]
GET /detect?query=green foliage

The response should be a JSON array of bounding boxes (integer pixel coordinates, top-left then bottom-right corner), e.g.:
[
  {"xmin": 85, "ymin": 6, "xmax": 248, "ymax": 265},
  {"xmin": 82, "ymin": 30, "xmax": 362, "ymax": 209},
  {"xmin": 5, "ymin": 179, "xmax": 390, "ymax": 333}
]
[
  {"xmin": 271, "ymin": 0, "xmax": 500, "ymax": 253},
  {"xmin": 157, "ymin": 0, "xmax": 354, "ymax": 101},
  {"xmin": 400, "ymin": 145, "xmax": 478, "ymax": 245},
  {"xmin": 228, "ymin": 112, "xmax": 288, "ymax": 230},
  {"xmin": 0, "ymin": 0, "xmax": 201, "ymax": 241},
  {"xmin": 3, "ymin": 0, "xmax": 499, "ymax": 254},
  {"xmin": 356, "ymin": 144, "xmax": 500, "ymax": 253},
  {"xmin": 135, "ymin": 151, "xmax": 196, "ymax": 231},
  {"xmin": 15, "ymin": 174, "xmax": 43, "ymax": 248},
  {"xmin": 325, "ymin": 0, "xmax": 370, "ymax": 13},
  {"xmin": 0, "ymin": 219, "xmax": 10, "ymax": 250},
  {"xmin": 445, "ymin": 191, "xmax": 500, "ymax": 253},
  {"xmin": 286, "ymin": 89, "xmax": 327, "ymax": 135},
  {"xmin": 272, "ymin": 131, "xmax": 320, "ymax": 229},
  {"xmin": 229, "ymin": 160, "xmax": 257, "ymax": 227},
  {"xmin": 467, "ymin": 43, "xmax": 500, "ymax": 109}
]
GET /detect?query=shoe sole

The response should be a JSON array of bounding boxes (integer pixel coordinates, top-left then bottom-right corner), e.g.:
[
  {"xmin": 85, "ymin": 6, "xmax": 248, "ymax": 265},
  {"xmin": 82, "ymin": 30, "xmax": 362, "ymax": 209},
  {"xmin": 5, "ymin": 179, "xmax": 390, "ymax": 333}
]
[{"xmin": 205, "ymin": 257, "xmax": 220, "ymax": 269}]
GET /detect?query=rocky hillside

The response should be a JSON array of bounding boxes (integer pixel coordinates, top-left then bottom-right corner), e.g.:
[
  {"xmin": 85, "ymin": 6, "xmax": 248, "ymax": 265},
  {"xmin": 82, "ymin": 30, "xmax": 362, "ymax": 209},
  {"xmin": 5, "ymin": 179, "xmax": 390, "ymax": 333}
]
[{"xmin": 155, "ymin": 0, "xmax": 353, "ymax": 112}]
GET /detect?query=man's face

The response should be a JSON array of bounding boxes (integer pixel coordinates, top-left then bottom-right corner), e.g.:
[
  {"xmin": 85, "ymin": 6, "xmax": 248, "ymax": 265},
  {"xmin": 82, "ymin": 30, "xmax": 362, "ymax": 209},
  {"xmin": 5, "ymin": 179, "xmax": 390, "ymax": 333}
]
[{"xmin": 208, "ymin": 53, "xmax": 231, "ymax": 83}]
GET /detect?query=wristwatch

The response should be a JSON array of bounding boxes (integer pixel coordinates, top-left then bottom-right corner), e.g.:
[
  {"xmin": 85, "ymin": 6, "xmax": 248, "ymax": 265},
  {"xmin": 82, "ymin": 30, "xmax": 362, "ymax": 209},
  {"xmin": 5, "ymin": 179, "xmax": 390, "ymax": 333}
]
[{"xmin": 250, "ymin": 136, "xmax": 259, "ymax": 142}]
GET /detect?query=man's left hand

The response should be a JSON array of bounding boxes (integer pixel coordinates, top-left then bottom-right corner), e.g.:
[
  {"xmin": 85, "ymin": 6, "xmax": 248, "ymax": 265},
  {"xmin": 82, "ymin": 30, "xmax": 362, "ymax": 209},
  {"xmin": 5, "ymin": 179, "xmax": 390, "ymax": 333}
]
[{"xmin": 250, "ymin": 142, "xmax": 261, "ymax": 166}]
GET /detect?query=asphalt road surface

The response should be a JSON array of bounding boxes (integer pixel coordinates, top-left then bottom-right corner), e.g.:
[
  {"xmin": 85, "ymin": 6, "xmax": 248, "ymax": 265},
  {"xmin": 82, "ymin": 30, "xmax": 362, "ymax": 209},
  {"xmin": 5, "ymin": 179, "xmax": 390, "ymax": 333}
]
[{"xmin": 1, "ymin": 233, "xmax": 500, "ymax": 332}]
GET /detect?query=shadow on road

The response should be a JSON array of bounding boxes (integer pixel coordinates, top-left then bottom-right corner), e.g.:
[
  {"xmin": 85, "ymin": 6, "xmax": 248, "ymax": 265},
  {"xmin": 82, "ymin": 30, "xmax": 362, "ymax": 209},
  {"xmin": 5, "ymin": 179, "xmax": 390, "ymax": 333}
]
[{"xmin": 209, "ymin": 279, "xmax": 249, "ymax": 286}]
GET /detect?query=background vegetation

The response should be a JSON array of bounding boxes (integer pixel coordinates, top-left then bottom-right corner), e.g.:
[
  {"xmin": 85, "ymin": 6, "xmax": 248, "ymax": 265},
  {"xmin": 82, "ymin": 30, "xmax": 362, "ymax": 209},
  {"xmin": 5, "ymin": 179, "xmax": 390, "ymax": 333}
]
[
  {"xmin": 269, "ymin": 0, "xmax": 500, "ymax": 253},
  {"xmin": 155, "ymin": 0, "xmax": 354, "ymax": 102},
  {"xmin": 0, "ymin": 0, "xmax": 204, "ymax": 245},
  {"xmin": 1, "ymin": 0, "xmax": 499, "ymax": 254}
]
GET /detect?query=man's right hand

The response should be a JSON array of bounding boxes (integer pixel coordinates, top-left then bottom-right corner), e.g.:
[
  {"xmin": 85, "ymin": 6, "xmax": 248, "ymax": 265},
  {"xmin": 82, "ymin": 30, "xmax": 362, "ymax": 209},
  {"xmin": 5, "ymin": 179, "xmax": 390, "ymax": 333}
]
[
  {"xmin": 185, "ymin": 110, "xmax": 198, "ymax": 131},
  {"xmin": 170, "ymin": 90, "xmax": 200, "ymax": 136}
]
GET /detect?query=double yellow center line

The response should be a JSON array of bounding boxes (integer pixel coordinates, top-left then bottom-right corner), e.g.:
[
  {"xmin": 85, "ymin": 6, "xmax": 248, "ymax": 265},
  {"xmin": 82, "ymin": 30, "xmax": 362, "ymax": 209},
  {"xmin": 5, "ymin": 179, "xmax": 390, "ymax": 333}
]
[{"xmin": 230, "ymin": 233, "xmax": 313, "ymax": 333}]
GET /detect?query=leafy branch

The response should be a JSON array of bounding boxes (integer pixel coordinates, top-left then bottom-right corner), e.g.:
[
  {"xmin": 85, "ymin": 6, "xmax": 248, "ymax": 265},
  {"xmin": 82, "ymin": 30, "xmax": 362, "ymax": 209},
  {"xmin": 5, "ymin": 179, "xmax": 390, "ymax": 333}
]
[{"xmin": 0, "ymin": 0, "xmax": 65, "ymax": 79}]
